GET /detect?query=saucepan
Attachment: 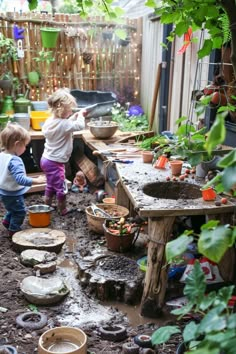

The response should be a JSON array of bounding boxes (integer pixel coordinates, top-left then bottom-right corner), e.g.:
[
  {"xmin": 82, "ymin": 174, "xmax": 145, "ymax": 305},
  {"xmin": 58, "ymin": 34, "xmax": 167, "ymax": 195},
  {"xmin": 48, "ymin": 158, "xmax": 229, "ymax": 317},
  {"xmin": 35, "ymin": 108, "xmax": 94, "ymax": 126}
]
[{"xmin": 28, "ymin": 205, "xmax": 54, "ymax": 227}]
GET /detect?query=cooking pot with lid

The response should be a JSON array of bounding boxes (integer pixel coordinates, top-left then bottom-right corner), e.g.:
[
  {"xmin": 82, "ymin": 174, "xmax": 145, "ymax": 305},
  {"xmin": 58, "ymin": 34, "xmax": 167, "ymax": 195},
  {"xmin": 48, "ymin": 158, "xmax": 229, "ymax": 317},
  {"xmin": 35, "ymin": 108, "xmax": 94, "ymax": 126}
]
[{"xmin": 28, "ymin": 205, "xmax": 54, "ymax": 227}]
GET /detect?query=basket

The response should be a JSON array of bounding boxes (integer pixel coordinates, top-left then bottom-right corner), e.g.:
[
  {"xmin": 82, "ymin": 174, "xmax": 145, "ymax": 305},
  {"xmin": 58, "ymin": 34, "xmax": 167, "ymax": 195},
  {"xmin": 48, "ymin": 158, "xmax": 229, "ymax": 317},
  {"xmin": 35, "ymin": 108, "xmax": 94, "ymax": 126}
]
[
  {"xmin": 85, "ymin": 204, "xmax": 129, "ymax": 234},
  {"xmin": 30, "ymin": 111, "xmax": 50, "ymax": 130}
]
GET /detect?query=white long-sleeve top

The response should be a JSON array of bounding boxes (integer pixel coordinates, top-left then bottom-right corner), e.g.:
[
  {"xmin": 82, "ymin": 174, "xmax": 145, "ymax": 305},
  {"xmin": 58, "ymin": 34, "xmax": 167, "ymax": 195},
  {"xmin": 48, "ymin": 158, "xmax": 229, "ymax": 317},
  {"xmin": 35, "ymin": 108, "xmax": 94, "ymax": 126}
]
[{"xmin": 42, "ymin": 114, "xmax": 85, "ymax": 163}]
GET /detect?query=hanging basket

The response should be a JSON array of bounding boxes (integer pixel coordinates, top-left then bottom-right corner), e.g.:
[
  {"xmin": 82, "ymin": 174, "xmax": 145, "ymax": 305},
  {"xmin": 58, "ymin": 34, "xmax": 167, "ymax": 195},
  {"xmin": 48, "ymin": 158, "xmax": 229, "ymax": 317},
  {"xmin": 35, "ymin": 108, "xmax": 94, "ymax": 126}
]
[{"xmin": 40, "ymin": 27, "xmax": 60, "ymax": 48}]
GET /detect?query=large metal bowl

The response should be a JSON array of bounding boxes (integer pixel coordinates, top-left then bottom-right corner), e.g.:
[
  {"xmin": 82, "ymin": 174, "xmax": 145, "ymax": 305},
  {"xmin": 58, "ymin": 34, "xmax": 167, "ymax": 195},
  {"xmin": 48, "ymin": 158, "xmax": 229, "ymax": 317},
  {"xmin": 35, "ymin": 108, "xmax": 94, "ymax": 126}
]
[{"xmin": 87, "ymin": 121, "xmax": 119, "ymax": 139}]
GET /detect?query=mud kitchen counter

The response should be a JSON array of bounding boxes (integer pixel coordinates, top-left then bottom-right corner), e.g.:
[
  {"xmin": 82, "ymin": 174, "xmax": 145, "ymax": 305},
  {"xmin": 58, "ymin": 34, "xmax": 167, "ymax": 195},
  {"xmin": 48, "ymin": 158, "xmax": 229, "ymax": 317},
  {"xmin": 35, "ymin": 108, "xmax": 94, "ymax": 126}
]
[{"xmin": 114, "ymin": 158, "xmax": 236, "ymax": 317}]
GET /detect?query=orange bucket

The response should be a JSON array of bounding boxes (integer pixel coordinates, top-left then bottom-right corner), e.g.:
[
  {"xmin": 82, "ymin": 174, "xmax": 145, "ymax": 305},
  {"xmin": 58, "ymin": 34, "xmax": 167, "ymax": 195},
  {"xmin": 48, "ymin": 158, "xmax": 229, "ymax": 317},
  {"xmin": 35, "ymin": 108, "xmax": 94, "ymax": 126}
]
[{"xmin": 201, "ymin": 187, "xmax": 216, "ymax": 201}]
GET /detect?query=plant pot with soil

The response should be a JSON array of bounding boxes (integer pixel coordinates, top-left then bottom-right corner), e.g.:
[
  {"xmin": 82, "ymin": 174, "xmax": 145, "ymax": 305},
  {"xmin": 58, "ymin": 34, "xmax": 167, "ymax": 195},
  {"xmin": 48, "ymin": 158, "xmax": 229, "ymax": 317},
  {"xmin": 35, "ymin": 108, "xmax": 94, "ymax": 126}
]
[{"xmin": 103, "ymin": 218, "xmax": 138, "ymax": 252}]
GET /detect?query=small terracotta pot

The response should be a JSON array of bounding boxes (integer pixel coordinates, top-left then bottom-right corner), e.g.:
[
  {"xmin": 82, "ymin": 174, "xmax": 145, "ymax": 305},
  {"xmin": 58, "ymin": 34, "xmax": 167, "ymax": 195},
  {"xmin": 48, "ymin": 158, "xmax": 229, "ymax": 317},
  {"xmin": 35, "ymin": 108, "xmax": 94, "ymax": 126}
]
[
  {"xmin": 169, "ymin": 160, "xmax": 183, "ymax": 176},
  {"xmin": 142, "ymin": 151, "xmax": 153, "ymax": 163},
  {"xmin": 201, "ymin": 187, "xmax": 216, "ymax": 201},
  {"xmin": 154, "ymin": 155, "xmax": 168, "ymax": 169}
]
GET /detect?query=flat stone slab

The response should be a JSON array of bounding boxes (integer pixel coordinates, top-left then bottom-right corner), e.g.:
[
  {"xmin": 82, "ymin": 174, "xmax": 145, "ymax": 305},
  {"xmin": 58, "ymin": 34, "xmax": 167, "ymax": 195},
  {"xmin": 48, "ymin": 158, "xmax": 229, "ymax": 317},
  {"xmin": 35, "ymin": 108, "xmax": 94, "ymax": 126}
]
[{"xmin": 12, "ymin": 228, "xmax": 66, "ymax": 253}]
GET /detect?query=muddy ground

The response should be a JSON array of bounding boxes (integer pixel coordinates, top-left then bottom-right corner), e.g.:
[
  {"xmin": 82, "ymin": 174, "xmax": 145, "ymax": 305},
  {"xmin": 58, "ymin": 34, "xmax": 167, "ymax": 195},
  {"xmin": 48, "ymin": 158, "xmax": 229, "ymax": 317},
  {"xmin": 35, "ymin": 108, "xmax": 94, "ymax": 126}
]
[{"xmin": 0, "ymin": 190, "xmax": 183, "ymax": 354}]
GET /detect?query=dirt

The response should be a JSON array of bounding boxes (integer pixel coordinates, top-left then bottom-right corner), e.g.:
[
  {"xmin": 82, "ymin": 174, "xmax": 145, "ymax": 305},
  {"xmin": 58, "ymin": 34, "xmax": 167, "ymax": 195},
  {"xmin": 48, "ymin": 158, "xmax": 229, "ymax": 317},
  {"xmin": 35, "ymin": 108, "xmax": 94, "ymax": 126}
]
[{"xmin": 0, "ymin": 190, "xmax": 183, "ymax": 354}]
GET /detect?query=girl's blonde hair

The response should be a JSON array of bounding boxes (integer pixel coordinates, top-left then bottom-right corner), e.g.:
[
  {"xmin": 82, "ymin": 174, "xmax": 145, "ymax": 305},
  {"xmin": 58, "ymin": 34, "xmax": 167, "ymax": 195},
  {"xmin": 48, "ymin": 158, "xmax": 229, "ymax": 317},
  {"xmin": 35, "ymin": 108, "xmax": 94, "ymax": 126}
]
[
  {"xmin": 48, "ymin": 88, "xmax": 77, "ymax": 118},
  {"xmin": 0, "ymin": 123, "xmax": 30, "ymax": 150}
]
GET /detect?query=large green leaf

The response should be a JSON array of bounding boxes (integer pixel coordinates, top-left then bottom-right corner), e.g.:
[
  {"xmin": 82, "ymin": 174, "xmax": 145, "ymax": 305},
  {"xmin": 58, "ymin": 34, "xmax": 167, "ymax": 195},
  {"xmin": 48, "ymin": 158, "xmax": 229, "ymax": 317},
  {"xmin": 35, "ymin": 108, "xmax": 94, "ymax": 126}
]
[
  {"xmin": 198, "ymin": 225, "xmax": 233, "ymax": 262},
  {"xmin": 183, "ymin": 321, "xmax": 198, "ymax": 342},
  {"xmin": 198, "ymin": 39, "xmax": 213, "ymax": 58},
  {"xmin": 197, "ymin": 305, "xmax": 226, "ymax": 333},
  {"xmin": 221, "ymin": 165, "xmax": 236, "ymax": 191},
  {"xmin": 151, "ymin": 326, "xmax": 181, "ymax": 345},
  {"xmin": 165, "ymin": 234, "xmax": 193, "ymax": 262},
  {"xmin": 28, "ymin": 0, "xmax": 38, "ymax": 10},
  {"xmin": 183, "ymin": 261, "xmax": 206, "ymax": 302},
  {"xmin": 205, "ymin": 113, "xmax": 226, "ymax": 155},
  {"xmin": 218, "ymin": 150, "xmax": 236, "ymax": 168}
]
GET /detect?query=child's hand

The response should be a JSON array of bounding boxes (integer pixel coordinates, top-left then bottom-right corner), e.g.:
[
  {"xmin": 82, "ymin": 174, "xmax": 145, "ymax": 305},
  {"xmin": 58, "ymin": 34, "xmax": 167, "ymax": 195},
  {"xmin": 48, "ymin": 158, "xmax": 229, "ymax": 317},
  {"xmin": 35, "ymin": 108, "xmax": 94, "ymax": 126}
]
[{"xmin": 33, "ymin": 175, "xmax": 46, "ymax": 184}]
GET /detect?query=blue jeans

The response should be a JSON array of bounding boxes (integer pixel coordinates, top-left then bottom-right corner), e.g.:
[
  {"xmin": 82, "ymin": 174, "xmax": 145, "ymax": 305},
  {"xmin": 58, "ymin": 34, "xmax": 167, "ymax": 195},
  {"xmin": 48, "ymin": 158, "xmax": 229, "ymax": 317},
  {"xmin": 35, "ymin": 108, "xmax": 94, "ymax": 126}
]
[{"xmin": 0, "ymin": 195, "xmax": 26, "ymax": 232}]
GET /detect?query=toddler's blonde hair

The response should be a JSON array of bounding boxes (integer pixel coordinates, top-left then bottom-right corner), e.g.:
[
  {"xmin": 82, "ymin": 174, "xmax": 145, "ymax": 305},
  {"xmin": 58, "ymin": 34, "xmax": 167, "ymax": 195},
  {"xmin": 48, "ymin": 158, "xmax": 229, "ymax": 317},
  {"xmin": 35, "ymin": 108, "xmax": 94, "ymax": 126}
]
[
  {"xmin": 48, "ymin": 88, "xmax": 77, "ymax": 118},
  {"xmin": 0, "ymin": 123, "xmax": 30, "ymax": 150}
]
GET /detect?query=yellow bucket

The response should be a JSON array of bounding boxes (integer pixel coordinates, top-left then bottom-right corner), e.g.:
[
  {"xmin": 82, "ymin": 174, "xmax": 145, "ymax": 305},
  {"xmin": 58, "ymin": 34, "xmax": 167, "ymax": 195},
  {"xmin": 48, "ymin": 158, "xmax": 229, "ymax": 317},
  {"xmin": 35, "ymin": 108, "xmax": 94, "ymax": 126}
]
[{"xmin": 30, "ymin": 111, "xmax": 50, "ymax": 130}]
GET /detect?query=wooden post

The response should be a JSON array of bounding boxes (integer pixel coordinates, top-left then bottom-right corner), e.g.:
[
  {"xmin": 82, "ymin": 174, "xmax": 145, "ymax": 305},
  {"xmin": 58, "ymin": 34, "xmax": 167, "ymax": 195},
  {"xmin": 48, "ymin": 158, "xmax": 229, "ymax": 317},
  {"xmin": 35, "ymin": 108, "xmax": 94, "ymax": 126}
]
[
  {"xmin": 149, "ymin": 63, "xmax": 162, "ymax": 130},
  {"xmin": 140, "ymin": 216, "xmax": 175, "ymax": 317}
]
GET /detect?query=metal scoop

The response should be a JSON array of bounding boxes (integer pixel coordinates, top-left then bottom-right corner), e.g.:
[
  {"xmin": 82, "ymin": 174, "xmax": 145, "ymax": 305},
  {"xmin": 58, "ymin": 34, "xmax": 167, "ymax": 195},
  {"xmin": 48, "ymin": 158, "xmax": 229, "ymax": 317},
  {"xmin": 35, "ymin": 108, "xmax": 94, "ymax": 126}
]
[{"xmin": 90, "ymin": 203, "xmax": 111, "ymax": 218}]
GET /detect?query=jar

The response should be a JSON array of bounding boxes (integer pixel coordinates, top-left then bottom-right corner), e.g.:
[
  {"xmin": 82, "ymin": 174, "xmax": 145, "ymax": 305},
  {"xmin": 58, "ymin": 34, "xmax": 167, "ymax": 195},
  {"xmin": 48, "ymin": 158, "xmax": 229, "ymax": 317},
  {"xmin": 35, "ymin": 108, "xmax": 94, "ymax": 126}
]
[
  {"xmin": 2, "ymin": 95, "xmax": 14, "ymax": 117},
  {"xmin": 14, "ymin": 94, "xmax": 31, "ymax": 114}
]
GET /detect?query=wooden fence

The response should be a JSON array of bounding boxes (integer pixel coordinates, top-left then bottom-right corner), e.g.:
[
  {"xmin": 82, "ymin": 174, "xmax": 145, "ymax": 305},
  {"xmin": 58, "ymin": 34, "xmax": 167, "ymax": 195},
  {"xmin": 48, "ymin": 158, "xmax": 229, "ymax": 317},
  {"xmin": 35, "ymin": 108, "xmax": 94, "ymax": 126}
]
[{"xmin": 0, "ymin": 12, "xmax": 142, "ymax": 102}]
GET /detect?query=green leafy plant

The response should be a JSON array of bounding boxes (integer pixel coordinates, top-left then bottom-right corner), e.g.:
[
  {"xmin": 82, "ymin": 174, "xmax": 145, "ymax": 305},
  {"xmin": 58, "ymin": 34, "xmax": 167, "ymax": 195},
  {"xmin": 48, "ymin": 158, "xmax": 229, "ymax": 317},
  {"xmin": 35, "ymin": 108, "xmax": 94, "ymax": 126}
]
[
  {"xmin": 152, "ymin": 115, "xmax": 228, "ymax": 166},
  {"xmin": 0, "ymin": 33, "xmax": 18, "ymax": 65},
  {"xmin": 152, "ymin": 260, "xmax": 235, "ymax": 354},
  {"xmin": 151, "ymin": 219, "xmax": 236, "ymax": 353},
  {"xmin": 111, "ymin": 103, "xmax": 149, "ymax": 132}
]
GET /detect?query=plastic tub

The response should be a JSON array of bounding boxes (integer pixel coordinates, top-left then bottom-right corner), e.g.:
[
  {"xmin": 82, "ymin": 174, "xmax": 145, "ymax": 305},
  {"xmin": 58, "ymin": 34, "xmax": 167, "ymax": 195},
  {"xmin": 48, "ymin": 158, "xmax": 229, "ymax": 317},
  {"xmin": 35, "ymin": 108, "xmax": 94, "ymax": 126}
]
[
  {"xmin": 38, "ymin": 326, "xmax": 87, "ymax": 354},
  {"xmin": 31, "ymin": 101, "xmax": 48, "ymax": 111},
  {"xmin": 30, "ymin": 111, "xmax": 50, "ymax": 130},
  {"xmin": 14, "ymin": 113, "xmax": 30, "ymax": 130}
]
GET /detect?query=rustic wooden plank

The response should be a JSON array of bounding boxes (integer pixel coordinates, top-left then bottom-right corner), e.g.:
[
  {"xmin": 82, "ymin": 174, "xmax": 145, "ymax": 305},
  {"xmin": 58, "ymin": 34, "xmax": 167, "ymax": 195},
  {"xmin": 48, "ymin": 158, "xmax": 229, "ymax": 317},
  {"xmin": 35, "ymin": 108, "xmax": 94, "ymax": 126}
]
[{"xmin": 26, "ymin": 172, "xmax": 71, "ymax": 194}]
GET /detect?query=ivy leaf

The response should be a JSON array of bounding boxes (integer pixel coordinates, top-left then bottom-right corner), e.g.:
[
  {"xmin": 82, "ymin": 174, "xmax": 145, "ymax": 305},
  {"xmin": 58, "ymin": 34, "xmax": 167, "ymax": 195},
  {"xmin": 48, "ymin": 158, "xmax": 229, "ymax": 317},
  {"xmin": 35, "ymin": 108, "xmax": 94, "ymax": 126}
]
[
  {"xmin": 145, "ymin": 0, "xmax": 157, "ymax": 8},
  {"xmin": 198, "ymin": 39, "xmax": 213, "ymax": 58},
  {"xmin": 115, "ymin": 29, "xmax": 127, "ymax": 40}
]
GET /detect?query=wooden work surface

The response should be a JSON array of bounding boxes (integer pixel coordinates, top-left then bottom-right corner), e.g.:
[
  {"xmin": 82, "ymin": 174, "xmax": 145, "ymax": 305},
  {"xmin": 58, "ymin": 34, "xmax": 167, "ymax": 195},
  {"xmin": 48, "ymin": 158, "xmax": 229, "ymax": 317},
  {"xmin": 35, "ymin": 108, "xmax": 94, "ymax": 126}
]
[{"xmin": 114, "ymin": 157, "xmax": 235, "ymax": 217}]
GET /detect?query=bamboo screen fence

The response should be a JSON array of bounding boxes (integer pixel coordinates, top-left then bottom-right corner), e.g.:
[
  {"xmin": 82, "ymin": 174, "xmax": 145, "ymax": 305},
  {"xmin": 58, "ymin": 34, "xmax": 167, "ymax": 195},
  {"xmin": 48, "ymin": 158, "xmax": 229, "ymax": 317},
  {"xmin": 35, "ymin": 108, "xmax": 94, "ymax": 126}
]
[{"xmin": 0, "ymin": 12, "xmax": 142, "ymax": 102}]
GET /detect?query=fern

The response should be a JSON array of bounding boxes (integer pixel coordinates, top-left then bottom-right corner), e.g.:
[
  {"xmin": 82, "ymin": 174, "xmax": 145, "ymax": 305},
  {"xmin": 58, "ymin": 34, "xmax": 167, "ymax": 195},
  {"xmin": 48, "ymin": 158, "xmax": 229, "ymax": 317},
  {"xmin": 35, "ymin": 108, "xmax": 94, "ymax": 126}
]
[{"xmin": 221, "ymin": 12, "xmax": 231, "ymax": 44}]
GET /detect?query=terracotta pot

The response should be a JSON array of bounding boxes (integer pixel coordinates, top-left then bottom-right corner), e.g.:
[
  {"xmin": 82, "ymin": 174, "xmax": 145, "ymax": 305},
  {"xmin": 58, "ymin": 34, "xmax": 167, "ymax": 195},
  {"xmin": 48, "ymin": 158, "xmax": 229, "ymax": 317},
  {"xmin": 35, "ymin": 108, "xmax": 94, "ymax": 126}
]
[
  {"xmin": 103, "ymin": 220, "xmax": 137, "ymax": 252},
  {"xmin": 142, "ymin": 151, "xmax": 153, "ymax": 163},
  {"xmin": 169, "ymin": 160, "xmax": 183, "ymax": 176},
  {"xmin": 201, "ymin": 187, "xmax": 216, "ymax": 201}
]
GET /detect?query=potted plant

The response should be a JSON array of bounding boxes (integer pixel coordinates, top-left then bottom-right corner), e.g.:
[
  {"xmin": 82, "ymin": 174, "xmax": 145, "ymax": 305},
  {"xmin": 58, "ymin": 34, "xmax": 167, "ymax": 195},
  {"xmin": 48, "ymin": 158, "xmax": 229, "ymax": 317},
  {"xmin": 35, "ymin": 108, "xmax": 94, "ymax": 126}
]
[
  {"xmin": 0, "ymin": 33, "xmax": 18, "ymax": 90},
  {"xmin": 28, "ymin": 50, "xmax": 55, "ymax": 86},
  {"xmin": 103, "ymin": 217, "xmax": 138, "ymax": 252}
]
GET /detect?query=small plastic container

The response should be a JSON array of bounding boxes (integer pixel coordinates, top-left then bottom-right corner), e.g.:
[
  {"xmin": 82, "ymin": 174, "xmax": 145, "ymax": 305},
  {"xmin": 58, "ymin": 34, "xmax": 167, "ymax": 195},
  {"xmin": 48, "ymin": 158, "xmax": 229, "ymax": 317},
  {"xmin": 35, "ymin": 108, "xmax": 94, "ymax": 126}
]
[
  {"xmin": 31, "ymin": 101, "xmax": 48, "ymax": 111},
  {"xmin": 14, "ymin": 113, "xmax": 30, "ymax": 130},
  {"xmin": 30, "ymin": 111, "xmax": 50, "ymax": 130},
  {"xmin": 154, "ymin": 155, "xmax": 168, "ymax": 169},
  {"xmin": 201, "ymin": 187, "xmax": 216, "ymax": 201}
]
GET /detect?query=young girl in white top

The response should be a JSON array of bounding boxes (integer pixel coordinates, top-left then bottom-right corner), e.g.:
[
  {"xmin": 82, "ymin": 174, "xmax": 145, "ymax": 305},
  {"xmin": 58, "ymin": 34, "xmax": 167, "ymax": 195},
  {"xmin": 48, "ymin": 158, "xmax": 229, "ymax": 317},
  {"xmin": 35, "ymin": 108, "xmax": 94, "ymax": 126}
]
[
  {"xmin": 40, "ymin": 88, "xmax": 86, "ymax": 215},
  {"xmin": 0, "ymin": 123, "xmax": 46, "ymax": 236}
]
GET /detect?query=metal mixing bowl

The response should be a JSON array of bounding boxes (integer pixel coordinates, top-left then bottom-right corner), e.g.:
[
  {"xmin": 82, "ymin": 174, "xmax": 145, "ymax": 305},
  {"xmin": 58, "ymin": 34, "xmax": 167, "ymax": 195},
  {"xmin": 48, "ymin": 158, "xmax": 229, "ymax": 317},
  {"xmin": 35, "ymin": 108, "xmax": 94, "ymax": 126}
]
[{"xmin": 87, "ymin": 121, "xmax": 119, "ymax": 139}]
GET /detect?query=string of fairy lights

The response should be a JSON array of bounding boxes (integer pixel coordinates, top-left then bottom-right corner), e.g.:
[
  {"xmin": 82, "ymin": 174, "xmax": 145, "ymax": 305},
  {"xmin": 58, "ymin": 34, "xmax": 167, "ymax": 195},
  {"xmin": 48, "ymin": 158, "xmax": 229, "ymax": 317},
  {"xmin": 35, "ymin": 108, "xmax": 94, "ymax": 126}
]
[{"xmin": 0, "ymin": 12, "xmax": 142, "ymax": 102}]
